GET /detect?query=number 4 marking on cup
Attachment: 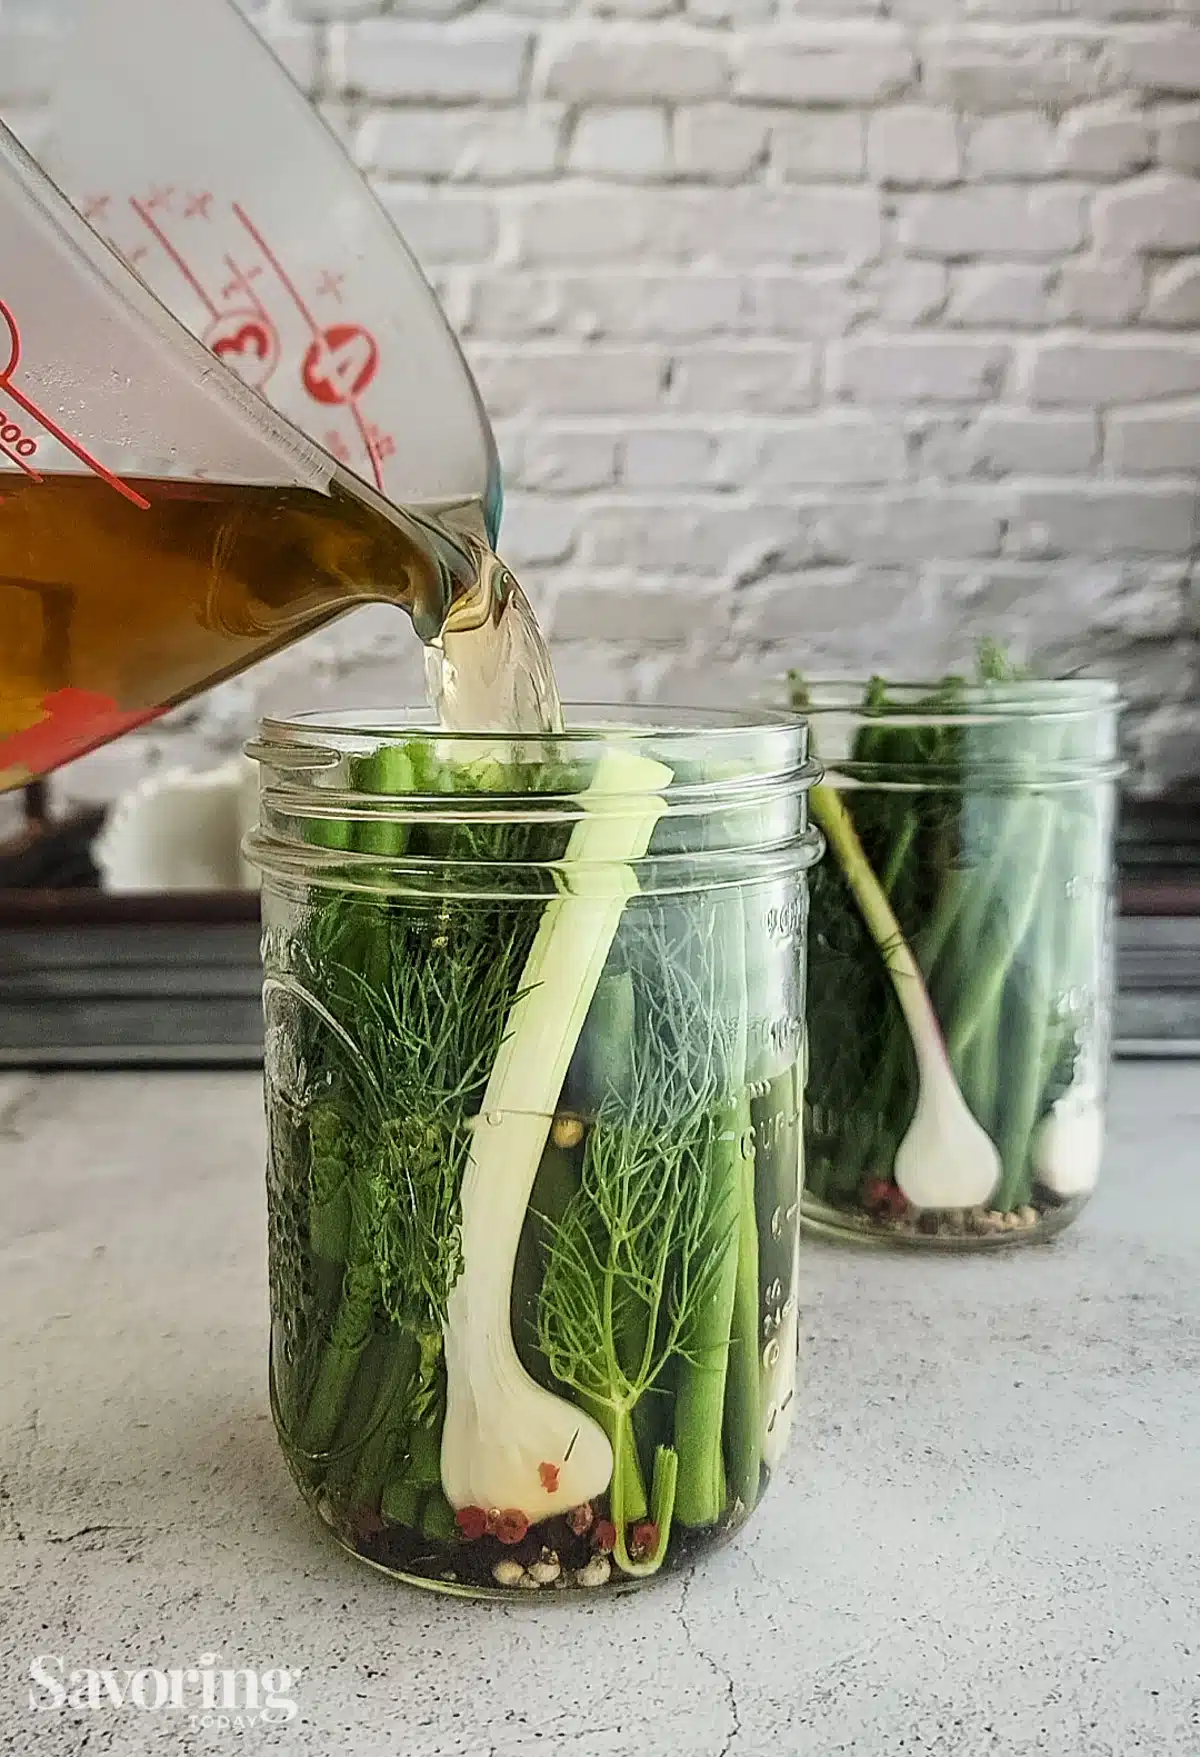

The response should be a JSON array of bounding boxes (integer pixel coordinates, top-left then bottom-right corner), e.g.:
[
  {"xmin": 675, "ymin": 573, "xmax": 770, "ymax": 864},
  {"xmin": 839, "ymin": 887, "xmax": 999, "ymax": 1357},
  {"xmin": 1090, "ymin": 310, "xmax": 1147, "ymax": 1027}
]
[{"xmin": 302, "ymin": 324, "xmax": 380, "ymax": 407}]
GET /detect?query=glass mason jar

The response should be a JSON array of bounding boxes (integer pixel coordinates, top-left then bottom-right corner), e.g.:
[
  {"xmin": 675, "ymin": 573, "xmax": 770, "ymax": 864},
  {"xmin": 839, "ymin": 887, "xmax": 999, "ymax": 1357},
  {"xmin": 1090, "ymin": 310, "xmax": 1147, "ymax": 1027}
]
[
  {"xmin": 246, "ymin": 707, "xmax": 822, "ymax": 1596},
  {"xmin": 794, "ymin": 679, "xmax": 1122, "ymax": 1249}
]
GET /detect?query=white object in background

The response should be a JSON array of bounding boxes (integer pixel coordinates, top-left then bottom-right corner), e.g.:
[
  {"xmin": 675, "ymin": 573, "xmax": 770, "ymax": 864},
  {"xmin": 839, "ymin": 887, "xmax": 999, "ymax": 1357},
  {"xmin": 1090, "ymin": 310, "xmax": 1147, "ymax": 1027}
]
[
  {"xmin": 1031, "ymin": 1082, "xmax": 1105, "ymax": 1198},
  {"xmin": 94, "ymin": 757, "xmax": 260, "ymax": 893}
]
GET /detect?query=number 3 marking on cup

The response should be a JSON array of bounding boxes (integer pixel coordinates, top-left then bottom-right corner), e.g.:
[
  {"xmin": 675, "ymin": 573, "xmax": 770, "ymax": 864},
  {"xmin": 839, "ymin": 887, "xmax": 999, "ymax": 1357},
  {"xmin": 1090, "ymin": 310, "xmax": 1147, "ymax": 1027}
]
[{"xmin": 206, "ymin": 310, "xmax": 280, "ymax": 389}]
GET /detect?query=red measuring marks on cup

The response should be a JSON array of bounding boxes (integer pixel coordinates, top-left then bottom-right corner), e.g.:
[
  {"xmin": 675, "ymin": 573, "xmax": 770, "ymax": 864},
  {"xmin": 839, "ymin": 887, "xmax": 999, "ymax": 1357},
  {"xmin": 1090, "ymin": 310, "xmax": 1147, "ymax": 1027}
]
[
  {"xmin": 0, "ymin": 300, "xmax": 41, "ymax": 480},
  {"xmin": 130, "ymin": 194, "xmax": 280, "ymax": 392},
  {"xmin": 231, "ymin": 203, "xmax": 386, "ymax": 490},
  {"xmin": 119, "ymin": 191, "xmax": 389, "ymax": 491},
  {"xmin": 0, "ymin": 299, "xmax": 161, "ymax": 780},
  {"xmin": 210, "ymin": 254, "xmax": 280, "ymax": 390},
  {"xmin": 1, "ymin": 297, "xmax": 21, "ymax": 380},
  {"xmin": 0, "ymin": 296, "xmax": 149, "ymax": 508}
]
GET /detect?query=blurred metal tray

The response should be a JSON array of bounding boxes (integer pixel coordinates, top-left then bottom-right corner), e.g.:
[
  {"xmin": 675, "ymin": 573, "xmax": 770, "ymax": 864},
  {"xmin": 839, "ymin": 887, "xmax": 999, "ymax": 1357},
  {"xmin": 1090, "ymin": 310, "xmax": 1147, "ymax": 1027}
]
[
  {"xmin": 1115, "ymin": 911, "xmax": 1200, "ymax": 1058},
  {"xmin": 0, "ymin": 884, "xmax": 1197, "ymax": 1068},
  {"xmin": 0, "ymin": 892, "xmax": 262, "ymax": 1067}
]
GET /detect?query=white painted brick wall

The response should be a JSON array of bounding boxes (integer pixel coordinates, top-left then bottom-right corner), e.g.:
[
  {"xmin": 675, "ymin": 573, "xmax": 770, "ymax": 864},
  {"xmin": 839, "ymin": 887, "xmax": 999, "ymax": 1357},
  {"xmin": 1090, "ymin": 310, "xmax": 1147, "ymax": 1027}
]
[{"xmin": 9, "ymin": 0, "xmax": 1199, "ymax": 800}]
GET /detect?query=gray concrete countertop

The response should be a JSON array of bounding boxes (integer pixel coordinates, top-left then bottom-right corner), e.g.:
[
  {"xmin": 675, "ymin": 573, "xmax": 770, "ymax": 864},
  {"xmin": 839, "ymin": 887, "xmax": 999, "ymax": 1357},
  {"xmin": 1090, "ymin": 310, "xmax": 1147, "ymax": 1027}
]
[{"xmin": 1, "ymin": 1062, "xmax": 1197, "ymax": 1757}]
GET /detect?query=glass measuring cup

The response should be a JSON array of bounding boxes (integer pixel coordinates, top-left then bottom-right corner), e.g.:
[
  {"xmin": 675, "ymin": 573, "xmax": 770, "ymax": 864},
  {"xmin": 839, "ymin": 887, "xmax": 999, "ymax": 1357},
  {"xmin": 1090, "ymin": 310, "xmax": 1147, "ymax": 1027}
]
[
  {"xmin": 0, "ymin": 0, "xmax": 506, "ymax": 787},
  {"xmin": 24, "ymin": 0, "xmax": 499, "ymax": 524}
]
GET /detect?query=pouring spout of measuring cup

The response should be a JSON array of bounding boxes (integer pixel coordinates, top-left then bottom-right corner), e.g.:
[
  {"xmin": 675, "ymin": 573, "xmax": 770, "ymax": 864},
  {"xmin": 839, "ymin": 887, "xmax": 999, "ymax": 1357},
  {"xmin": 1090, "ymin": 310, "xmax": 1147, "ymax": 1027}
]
[
  {"xmin": 428, "ymin": 539, "xmax": 566, "ymax": 738},
  {"xmin": 360, "ymin": 496, "xmax": 566, "ymax": 741}
]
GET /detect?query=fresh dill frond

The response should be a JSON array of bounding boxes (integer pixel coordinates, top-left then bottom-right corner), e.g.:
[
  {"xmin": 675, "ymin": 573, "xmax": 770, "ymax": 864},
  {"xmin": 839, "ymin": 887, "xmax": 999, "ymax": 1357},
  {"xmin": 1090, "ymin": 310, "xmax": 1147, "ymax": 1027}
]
[
  {"xmin": 288, "ymin": 742, "xmax": 577, "ymax": 1344},
  {"xmin": 536, "ymin": 899, "xmax": 732, "ymax": 1416}
]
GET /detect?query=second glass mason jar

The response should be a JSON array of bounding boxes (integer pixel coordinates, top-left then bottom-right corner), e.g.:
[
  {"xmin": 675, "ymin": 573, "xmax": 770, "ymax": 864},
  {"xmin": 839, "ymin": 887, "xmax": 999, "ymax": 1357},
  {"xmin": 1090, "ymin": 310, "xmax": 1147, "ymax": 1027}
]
[
  {"xmin": 246, "ymin": 707, "xmax": 821, "ymax": 1596},
  {"xmin": 794, "ymin": 678, "xmax": 1122, "ymax": 1249}
]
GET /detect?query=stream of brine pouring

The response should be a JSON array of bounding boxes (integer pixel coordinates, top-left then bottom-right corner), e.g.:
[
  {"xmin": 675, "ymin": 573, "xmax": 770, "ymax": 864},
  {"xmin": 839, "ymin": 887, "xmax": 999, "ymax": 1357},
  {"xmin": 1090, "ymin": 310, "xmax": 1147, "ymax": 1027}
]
[{"xmin": 426, "ymin": 541, "xmax": 564, "ymax": 739}]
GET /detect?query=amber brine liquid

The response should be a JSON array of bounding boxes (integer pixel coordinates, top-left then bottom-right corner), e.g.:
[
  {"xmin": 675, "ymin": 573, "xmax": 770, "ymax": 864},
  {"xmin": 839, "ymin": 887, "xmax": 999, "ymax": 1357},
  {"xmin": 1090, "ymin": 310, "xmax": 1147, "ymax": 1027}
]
[{"xmin": 0, "ymin": 470, "xmax": 559, "ymax": 787}]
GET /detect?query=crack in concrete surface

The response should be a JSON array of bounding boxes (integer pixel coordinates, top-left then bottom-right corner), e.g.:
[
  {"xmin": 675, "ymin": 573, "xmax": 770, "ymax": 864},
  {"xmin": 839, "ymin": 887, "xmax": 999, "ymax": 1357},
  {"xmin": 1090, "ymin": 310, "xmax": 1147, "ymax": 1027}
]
[
  {"xmin": 44, "ymin": 1524, "xmax": 143, "ymax": 1547},
  {"xmin": 677, "ymin": 1570, "xmax": 743, "ymax": 1757},
  {"xmin": 0, "ymin": 1399, "xmax": 38, "ymax": 1542}
]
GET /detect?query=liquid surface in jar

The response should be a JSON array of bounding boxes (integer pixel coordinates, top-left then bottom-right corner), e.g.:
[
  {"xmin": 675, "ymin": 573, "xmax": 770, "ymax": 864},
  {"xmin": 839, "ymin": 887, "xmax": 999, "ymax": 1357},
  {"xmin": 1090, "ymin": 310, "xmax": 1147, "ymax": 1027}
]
[{"xmin": 0, "ymin": 469, "xmax": 562, "ymax": 787}]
